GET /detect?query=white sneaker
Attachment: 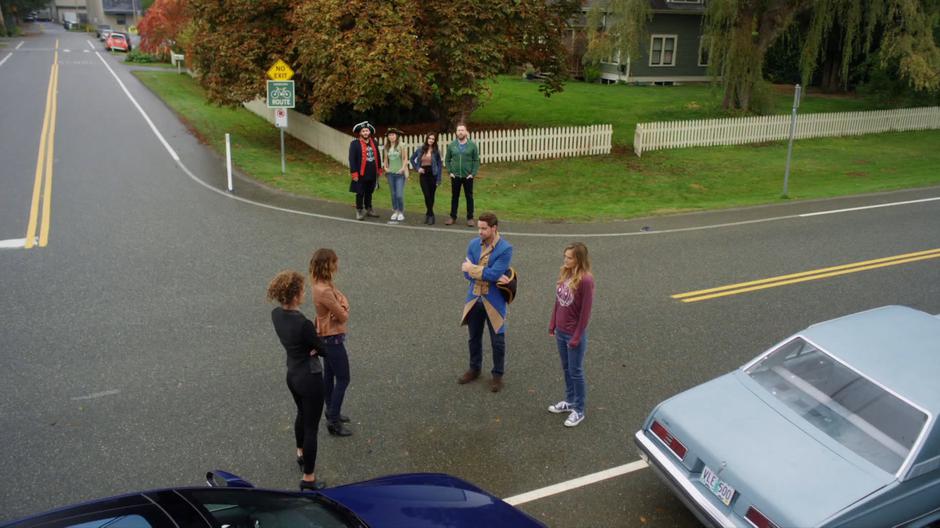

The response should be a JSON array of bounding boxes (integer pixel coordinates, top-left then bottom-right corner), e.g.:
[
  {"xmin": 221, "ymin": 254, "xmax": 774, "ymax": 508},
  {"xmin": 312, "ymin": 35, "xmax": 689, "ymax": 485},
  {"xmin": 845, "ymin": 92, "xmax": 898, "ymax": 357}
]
[
  {"xmin": 397, "ymin": 212, "xmax": 405, "ymax": 221},
  {"xmin": 564, "ymin": 410, "xmax": 585, "ymax": 427},
  {"xmin": 390, "ymin": 211, "xmax": 399, "ymax": 221},
  {"xmin": 548, "ymin": 401, "xmax": 573, "ymax": 414}
]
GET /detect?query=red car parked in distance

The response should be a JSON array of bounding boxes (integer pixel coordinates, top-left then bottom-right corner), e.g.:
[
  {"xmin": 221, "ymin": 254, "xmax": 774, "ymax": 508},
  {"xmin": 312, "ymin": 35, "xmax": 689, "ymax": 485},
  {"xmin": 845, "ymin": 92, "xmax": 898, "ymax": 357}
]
[{"xmin": 105, "ymin": 32, "xmax": 131, "ymax": 52}]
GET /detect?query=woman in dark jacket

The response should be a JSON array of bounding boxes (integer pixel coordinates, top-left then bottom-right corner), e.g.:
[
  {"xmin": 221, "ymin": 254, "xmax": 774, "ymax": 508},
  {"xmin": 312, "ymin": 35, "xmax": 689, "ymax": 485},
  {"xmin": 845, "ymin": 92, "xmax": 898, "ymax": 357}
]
[
  {"xmin": 409, "ymin": 133, "xmax": 443, "ymax": 225},
  {"xmin": 268, "ymin": 270, "xmax": 328, "ymax": 490}
]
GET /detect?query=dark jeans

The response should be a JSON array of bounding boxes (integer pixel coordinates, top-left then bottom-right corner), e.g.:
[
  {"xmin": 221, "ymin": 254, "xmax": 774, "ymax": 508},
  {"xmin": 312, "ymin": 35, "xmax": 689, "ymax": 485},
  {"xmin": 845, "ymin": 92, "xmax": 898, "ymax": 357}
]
[
  {"xmin": 287, "ymin": 371, "xmax": 324, "ymax": 475},
  {"xmin": 355, "ymin": 178, "xmax": 375, "ymax": 210},
  {"xmin": 450, "ymin": 177, "xmax": 474, "ymax": 220},
  {"xmin": 556, "ymin": 330, "xmax": 587, "ymax": 414},
  {"xmin": 466, "ymin": 300, "xmax": 505, "ymax": 376},
  {"xmin": 419, "ymin": 168, "xmax": 437, "ymax": 216},
  {"xmin": 323, "ymin": 340, "xmax": 351, "ymax": 423}
]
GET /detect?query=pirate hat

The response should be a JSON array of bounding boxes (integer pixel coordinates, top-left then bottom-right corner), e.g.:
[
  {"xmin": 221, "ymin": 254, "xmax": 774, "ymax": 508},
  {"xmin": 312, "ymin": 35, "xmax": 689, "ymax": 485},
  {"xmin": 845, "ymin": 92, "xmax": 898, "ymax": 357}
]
[
  {"xmin": 353, "ymin": 121, "xmax": 376, "ymax": 135},
  {"xmin": 385, "ymin": 127, "xmax": 405, "ymax": 136}
]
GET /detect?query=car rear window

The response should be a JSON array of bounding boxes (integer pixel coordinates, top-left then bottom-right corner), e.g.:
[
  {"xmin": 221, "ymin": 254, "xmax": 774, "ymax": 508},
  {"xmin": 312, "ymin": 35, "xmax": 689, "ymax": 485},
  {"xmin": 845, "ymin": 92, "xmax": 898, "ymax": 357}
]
[{"xmin": 746, "ymin": 337, "xmax": 928, "ymax": 474}]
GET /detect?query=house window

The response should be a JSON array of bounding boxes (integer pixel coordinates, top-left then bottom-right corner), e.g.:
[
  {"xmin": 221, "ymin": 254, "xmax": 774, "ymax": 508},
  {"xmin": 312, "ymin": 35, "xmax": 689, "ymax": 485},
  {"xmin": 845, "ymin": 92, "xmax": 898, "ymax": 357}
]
[
  {"xmin": 650, "ymin": 35, "xmax": 677, "ymax": 66},
  {"xmin": 698, "ymin": 37, "xmax": 710, "ymax": 66},
  {"xmin": 603, "ymin": 49, "xmax": 621, "ymax": 65}
]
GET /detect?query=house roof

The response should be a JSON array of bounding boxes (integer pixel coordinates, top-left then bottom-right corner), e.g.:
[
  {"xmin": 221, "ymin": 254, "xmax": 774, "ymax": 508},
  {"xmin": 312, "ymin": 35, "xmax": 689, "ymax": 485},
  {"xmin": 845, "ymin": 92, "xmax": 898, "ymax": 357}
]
[
  {"xmin": 801, "ymin": 305, "xmax": 940, "ymax": 413},
  {"xmin": 579, "ymin": 0, "xmax": 706, "ymax": 15},
  {"xmin": 649, "ymin": 0, "xmax": 706, "ymax": 14}
]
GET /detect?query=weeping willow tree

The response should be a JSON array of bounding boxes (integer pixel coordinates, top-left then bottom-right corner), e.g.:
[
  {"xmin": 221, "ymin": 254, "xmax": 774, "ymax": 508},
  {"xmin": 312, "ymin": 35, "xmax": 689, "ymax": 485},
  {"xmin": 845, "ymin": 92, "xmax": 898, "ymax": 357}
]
[
  {"xmin": 584, "ymin": 0, "xmax": 652, "ymax": 66},
  {"xmin": 587, "ymin": 0, "xmax": 940, "ymax": 111},
  {"xmin": 707, "ymin": 0, "xmax": 940, "ymax": 109}
]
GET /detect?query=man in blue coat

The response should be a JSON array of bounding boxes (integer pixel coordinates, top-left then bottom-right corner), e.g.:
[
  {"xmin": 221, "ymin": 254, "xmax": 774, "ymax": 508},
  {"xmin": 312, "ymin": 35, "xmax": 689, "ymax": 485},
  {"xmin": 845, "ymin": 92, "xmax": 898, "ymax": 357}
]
[{"xmin": 459, "ymin": 212, "xmax": 513, "ymax": 392}]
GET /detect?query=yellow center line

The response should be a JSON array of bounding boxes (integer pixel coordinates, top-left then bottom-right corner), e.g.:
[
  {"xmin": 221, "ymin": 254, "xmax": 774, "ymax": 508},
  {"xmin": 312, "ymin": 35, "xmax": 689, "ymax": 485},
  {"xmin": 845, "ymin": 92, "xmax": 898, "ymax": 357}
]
[
  {"xmin": 24, "ymin": 51, "xmax": 57, "ymax": 249},
  {"xmin": 39, "ymin": 52, "xmax": 58, "ymax": 247},
  {"xmin": 673, "ymin": 248, "xmax": 940, "ymax": 303}
]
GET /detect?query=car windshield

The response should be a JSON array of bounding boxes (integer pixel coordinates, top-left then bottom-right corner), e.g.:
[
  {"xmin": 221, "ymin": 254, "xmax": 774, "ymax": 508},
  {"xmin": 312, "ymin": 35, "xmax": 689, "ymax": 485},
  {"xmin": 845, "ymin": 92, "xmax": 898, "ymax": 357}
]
[
  {"xmin": 183, "ymin": 489, "xmax": 354, "ymax": 528},
  {"xmin": 746, "ymin": 337, "xmax": 928, "ymax": 474}
]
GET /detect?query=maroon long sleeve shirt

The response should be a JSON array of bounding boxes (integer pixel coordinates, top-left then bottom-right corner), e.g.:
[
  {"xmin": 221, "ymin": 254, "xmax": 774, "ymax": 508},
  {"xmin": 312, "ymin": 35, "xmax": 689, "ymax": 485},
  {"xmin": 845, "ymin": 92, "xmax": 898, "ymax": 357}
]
[{"xmin": 549, "ymin": 274, "xmax": 595, "ymax": 347}]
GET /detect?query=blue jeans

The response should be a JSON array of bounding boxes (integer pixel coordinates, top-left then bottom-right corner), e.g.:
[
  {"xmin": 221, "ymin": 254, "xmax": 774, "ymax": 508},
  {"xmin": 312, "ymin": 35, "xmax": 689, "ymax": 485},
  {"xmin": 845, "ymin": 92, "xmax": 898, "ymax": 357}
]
[
  {"xmin": 556, "ymin": 331, "xmax": 586, "ymax": 413},
  {"xmin": 323, "ymin": 339, "xmax": 350, "ymax": 423},
  {"xmin": 387, "ymin": 172, "xmax": 405, "ymax": 211},
  {"xmin": 467, "ymin": 300, "xmax": 506, "ymax": 375}
]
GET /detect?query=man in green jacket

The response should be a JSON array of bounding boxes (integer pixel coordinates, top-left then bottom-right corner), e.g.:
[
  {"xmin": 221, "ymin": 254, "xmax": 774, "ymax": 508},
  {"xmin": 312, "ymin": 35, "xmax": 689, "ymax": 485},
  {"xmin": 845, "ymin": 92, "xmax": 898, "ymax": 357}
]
[{"xmin": 444, "ymin": 124, "xmax": 480, "ymax": 226}]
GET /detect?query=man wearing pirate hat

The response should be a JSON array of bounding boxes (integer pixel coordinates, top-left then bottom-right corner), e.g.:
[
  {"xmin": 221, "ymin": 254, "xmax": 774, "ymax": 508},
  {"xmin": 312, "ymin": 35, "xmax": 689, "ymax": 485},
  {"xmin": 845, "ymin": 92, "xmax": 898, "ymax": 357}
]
[{"xmin": 348, "ymin": 121, "xmax": 383, "ymax": 220}]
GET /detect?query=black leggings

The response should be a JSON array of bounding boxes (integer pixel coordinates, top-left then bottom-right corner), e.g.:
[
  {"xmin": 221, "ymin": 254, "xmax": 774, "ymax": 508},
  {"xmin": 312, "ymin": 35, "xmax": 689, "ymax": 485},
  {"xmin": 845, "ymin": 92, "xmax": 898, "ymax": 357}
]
[
  {"xmin": 287, "ymin": 371, "xmax": 324, "ymax": 475},
  {"xmin": 419, "ymin": 169, "xmax": 436, "ymax": 216}
]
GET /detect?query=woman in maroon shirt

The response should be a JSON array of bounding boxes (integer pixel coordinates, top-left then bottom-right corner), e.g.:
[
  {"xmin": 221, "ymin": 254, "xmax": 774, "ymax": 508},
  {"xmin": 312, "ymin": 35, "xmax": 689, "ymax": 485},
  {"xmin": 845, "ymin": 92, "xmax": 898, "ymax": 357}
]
[{"xmin": 548, "ymin": 242, "xmax": 595, "ymax": 427}]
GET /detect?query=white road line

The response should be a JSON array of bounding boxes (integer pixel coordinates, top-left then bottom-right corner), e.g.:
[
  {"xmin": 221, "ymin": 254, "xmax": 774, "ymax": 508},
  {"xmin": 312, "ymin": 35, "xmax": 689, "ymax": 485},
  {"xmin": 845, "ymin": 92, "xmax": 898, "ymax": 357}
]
[
  {"xmin": 97, "ymin": 57, "xmax": 940, "ymax": 238},
  {"xmin": 0, "ymin": 53, "xmax": 12, "ymax": 67},
  {"xmin": 71, "ymin": 389, "xmax": 121, "ymax": 401},
  {"xmin": 0, "ymin": 238, "xmax": 27, "ymax": 249},
  {"xmin": 94, "ymin": 51, "xmax": 180, "ymax": 161},
  {"xmin": 798, "ymin": 196, "xmax": 940, "ymax": 217},
  {"xmin": 86, "ymin": 40, "xmax": 95, "ymax": 50},
  {"xmin": 16, "ymin": 41, "xmax": 24, "ymax": 50},
  {"xmin": 503, "ymin": 460, "xmax": 649, "ymax": 506}
]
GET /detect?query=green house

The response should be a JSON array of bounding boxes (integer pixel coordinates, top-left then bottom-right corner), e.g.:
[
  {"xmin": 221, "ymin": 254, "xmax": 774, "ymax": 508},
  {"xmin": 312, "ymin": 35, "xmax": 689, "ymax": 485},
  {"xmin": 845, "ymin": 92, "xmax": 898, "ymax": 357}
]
[{"xmin": 574, "ymin": 0, "xmax": 712, "ymax": 85}]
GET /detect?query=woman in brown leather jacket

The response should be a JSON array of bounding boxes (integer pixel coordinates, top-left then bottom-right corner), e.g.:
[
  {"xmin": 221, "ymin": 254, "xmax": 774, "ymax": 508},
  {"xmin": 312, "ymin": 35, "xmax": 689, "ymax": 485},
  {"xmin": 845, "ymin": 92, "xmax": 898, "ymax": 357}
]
[{"xmin": 309, "ymin": 248, "xmax": 353, "ymax": 437}]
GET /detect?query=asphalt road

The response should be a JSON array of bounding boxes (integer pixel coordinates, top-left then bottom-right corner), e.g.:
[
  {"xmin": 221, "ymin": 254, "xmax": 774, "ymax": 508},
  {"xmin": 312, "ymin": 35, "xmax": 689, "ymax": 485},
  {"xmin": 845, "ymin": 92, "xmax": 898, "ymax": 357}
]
[{"xmin": 2, "ymin": 23, "xmax": 939, "ymax": 527}]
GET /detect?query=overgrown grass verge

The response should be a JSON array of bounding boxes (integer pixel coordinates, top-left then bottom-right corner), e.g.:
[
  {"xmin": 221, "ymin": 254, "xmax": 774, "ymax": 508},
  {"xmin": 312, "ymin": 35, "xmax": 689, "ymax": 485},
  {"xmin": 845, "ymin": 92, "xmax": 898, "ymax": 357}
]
[{"xmin": 134, "ymin": 71, "xmax": 940, "ymax": 222}]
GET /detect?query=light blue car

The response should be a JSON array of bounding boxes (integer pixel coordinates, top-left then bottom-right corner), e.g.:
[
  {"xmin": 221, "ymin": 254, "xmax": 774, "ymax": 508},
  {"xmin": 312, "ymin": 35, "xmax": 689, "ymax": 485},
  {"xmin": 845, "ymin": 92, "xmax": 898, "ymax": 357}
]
[{"xmin": 635, "ymin": 305, "xmax": 940, "ymax": 528}]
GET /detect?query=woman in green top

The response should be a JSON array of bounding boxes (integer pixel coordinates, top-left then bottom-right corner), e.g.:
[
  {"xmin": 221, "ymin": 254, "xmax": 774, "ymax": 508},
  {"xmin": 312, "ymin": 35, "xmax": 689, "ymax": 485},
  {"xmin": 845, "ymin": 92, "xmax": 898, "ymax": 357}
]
[{"xmin": 383, "ymin": 128, "xmax": 409, "ymax": 222}]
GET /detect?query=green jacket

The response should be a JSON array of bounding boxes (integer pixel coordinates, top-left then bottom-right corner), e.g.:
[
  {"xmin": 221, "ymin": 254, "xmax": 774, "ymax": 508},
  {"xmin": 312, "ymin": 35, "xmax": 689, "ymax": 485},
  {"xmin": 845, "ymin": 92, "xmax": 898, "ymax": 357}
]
[{"xmin": 445, "ymin": 139, "xmax": 480, "ymax": 178}]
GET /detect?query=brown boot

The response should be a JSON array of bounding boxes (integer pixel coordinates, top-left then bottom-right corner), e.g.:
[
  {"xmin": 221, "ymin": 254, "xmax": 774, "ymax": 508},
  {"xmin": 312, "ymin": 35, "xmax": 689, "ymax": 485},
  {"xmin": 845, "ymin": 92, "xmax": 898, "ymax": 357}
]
[
  {"xmin": 466, "ymin": 218, "xmax": 475, "ymax": 227},
  {"xmin": 444, "ymin": 217, "xmax": 455, "ymax": 225},
  {"xmin": 489, "ymin": 375, "xmax": 503, "ymax": 393},
  {"xmin": 457, "ymin": 369, "xmax": 480, "ymax": 384}
]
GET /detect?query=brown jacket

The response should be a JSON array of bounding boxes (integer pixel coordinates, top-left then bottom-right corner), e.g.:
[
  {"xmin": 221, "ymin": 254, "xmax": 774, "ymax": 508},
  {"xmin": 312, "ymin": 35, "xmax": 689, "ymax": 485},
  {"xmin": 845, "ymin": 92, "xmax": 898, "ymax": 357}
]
[{"xmin": 312, "ymin": 281, "xmax": 349, "ymax": 336}]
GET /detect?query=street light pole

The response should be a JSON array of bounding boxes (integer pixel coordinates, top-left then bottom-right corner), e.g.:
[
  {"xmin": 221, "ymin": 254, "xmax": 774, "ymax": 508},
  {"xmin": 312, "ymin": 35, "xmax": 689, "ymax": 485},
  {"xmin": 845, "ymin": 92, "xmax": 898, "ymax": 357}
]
[{"xmin": 782, "ymin": 83, "xmax": 802, "ymax": 198}]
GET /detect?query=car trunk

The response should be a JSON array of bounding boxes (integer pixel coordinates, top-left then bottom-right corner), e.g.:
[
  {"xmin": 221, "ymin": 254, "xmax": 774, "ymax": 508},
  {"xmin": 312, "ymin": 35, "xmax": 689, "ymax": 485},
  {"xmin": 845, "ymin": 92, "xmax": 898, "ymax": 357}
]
[{"xmin": 651, "ymin": 371, "xmax": 892, "ymax": 527}]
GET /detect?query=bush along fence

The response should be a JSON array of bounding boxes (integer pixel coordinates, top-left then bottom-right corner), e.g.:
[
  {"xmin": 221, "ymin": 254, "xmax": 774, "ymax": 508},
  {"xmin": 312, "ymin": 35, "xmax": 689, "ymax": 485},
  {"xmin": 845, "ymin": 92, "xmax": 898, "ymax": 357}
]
[
  {"xmin": 244, "ymin": 100, "xmax": 612, "ymax": 167},
  {"xmin": 633, "ymin": 106, "xmax": 940, "ymax": 157}
]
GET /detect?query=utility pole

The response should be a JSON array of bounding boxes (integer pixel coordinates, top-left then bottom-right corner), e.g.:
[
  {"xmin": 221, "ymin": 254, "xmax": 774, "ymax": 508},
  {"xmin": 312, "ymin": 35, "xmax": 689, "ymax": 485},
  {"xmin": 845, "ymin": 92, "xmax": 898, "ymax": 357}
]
[{"xmin": 782, "ymin": 84, "xmax": 802, "ymax": 198}]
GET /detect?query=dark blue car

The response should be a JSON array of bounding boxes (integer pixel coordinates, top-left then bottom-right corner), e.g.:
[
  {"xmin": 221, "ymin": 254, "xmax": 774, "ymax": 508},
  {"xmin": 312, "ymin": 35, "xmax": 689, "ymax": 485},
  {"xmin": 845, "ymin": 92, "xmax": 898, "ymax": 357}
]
[{"xmin": 3, "ymin": 471, "xmax": 545, "ymax": 528}]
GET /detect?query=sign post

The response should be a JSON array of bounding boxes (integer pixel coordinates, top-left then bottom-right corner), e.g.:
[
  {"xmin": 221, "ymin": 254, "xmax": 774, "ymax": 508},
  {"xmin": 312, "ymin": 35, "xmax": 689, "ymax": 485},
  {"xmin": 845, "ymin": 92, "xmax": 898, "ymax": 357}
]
[
  {"xmin": 782, "ymin": 84, "xmax": 801, "ymax": 198},
  {"xmin": 266, "ymin": 59, "xmax": 295, "ymax": 175}
]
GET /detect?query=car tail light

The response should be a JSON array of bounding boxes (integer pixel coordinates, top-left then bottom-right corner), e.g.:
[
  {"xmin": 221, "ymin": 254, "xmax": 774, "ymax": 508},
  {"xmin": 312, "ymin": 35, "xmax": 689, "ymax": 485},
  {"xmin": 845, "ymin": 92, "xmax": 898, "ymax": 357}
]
[
  {"xmin": 650, "ymin": 420, "xmax": 687, "ymax": 460},
  {"xmin": 745, "ymin": 507, "xmax": 779, "ymax": 528}
]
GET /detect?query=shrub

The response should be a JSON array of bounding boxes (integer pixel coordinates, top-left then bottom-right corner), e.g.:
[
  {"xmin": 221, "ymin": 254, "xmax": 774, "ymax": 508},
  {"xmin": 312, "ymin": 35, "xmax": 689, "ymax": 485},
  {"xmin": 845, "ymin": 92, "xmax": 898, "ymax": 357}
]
[
  {"xmin": 126, "ymin": 49, "xmax": 159, "ymax": 63},
  {"xmin": 583, "ymin": 64, "xmax": 601, "ymax": 84}
]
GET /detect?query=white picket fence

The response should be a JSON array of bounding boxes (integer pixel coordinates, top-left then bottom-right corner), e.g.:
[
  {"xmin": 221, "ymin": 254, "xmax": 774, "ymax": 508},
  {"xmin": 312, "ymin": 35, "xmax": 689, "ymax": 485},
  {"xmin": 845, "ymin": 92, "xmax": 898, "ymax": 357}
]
[
  {"xmin": 633, "ymin": 106, "xmax": 940, "ymax": 157},
  {"xmin": 243, "ymin": 100, "xmax": 612, "ymax": 167},
  {"xmin": 400, "ymin": 126, "xmax": 612, "ymax": 165}
]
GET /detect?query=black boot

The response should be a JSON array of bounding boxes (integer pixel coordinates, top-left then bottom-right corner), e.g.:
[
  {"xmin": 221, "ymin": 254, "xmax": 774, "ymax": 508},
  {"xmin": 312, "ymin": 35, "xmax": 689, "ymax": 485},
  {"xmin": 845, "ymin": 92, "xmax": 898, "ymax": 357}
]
[{"xmin": 327, "ymin": 421, "xmax": 352, "ymax": 437}]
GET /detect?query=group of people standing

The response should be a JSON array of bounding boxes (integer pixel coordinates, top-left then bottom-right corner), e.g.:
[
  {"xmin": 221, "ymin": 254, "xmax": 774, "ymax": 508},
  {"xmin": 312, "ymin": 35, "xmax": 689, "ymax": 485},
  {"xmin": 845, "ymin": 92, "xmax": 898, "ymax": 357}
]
[
  {"xmin": 266, "ymin": 214, "xmax": 595, "ymax": 490},
  {"xmin": 348, "ymin": 121, "xmax": 480, "ymax": 226}
]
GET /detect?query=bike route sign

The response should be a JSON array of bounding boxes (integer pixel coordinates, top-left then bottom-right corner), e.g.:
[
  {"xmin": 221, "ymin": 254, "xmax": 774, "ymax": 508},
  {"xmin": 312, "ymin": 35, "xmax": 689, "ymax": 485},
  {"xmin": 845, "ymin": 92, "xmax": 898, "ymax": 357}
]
[{"xmin": 266, "ymin": 80, "xmax": 295, "ymax": 108}]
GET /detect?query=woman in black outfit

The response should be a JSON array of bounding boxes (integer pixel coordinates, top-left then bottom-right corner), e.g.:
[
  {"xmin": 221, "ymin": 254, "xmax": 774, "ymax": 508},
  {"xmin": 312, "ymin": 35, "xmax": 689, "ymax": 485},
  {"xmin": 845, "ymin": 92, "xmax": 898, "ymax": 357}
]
[{"xmin": 267, "ymin": 270, "xmax": 328, "ymax": 491}]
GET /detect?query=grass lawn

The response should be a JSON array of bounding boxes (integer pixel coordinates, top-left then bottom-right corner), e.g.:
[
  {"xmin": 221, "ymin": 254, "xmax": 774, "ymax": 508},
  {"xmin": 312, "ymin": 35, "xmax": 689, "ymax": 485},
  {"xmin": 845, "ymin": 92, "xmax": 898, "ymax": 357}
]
[
  {"xmin": 135, "ymin": 71, "xmax": 940, "ymax": 222},
  {"xmin": 123, "ymin": 59, "xmax": 178, "ymax": 69},
  {"xmin": 473, "ymin": 76, "xmax": 881, "ymax": 146}
]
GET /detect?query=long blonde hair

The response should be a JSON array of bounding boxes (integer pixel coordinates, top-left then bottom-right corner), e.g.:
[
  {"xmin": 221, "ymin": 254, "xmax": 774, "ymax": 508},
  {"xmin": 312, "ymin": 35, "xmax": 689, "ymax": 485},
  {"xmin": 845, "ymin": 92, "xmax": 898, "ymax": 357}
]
[{"xmin": 558, "ymin": 242, "xmax": 591, "ymax": 291}]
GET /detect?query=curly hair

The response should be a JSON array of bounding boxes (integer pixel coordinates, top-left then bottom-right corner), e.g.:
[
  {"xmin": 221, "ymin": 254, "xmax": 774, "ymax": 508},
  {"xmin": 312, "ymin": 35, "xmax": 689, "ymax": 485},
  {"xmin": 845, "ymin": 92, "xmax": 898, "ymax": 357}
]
[
  {"xmin": 309, "ymin": 248, "xmax": 338, "ymax": 283},
  {"xmin": 266, "ymin": 270, "xmax": 305, "ymax": 305}
]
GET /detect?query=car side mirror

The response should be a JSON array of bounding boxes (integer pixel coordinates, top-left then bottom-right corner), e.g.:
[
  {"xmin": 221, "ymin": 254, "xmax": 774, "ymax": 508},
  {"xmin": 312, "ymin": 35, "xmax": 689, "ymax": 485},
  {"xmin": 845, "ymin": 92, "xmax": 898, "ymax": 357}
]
[{"xmin": 205, "ymin": 470, "xmax": 255, "ymax": 488}]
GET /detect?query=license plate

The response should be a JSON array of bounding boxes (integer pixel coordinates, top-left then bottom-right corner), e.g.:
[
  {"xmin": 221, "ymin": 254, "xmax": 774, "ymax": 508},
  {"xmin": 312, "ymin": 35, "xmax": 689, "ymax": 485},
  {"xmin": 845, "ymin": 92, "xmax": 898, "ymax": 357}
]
[{"xmin": 699, "ymin": 465, "xmax": 735, "ymax": 506}]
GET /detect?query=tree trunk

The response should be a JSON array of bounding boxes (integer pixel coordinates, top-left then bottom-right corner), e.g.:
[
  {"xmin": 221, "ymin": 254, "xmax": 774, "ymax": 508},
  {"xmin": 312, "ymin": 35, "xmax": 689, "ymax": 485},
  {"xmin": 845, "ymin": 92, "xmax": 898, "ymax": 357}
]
[{"xmin": 0, "ymin": 4, "xmax": 7, "ymax": 37}]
